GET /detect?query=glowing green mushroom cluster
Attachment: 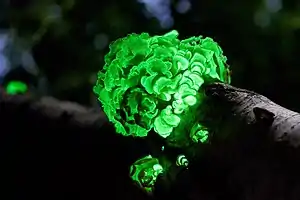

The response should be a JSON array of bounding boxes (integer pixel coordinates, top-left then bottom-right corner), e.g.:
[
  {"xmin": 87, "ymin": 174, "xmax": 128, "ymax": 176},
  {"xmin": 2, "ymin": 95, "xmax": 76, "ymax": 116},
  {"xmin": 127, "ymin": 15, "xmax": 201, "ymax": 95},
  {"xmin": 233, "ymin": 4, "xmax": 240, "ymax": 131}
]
[
  {"xmin": 93, "ymin": 30, "xmax": 231, "ymax": 139},
  {"xmin": 129, "ymin": 155, "xmax": 164, "ymax": 193}
]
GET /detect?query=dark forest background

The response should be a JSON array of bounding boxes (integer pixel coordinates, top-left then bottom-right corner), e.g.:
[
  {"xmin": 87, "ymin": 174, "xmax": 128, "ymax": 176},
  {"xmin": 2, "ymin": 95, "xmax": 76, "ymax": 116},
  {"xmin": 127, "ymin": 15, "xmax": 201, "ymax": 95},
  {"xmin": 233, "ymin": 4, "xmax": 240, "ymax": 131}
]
[
  {"xmin": 2, "ymin": 0, "xmax": 300, "ymax": 199},
  {"xmin": 5, "ymin": 0, "xmax": 300, "ymax": 110}
]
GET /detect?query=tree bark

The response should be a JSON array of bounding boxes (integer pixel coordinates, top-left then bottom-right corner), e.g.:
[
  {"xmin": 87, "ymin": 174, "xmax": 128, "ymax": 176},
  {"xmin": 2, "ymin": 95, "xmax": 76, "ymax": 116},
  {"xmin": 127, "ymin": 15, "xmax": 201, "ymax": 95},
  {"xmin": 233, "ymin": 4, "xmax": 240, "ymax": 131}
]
[
  {"xmin": 0, "ymin": 89, "xmax": 107, "ymax": 130},
  {"xmin": 1, "ymin": 83, "xmax": 300, "ymax": 150},
  {"xmin": 2, "ymin": 83, "xmax": 300, "ymax": 200},
  {"xmin": 0, "ymin": 89, "xmax": 151, "ymax": 200},
  {"xmin": 204, "ymin": 82, "xmax": 300, "ymax": 148}
]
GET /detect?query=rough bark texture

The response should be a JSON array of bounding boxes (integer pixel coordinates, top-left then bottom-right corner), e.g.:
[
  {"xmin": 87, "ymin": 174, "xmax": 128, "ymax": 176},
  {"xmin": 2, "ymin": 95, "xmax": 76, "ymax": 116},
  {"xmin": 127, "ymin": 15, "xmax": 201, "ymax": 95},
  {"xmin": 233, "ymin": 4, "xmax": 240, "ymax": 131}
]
[
  {"xmin": 184, "ymin": 82, "xmax": 300, "ymax": 200},
  {"xmin": 0, "ymin": 90, "xmax": 107, "ymax": 129},
  {"xmin": 205, "ymin": 82, "xmax": 300, "ymax": 148},
  {"xmin": 0, "ymin": 90, "xmax": 151, "ymax": 200},
  {"xmin": 2, "ymin": 84, "xmax": 300, "ymax": 200}
]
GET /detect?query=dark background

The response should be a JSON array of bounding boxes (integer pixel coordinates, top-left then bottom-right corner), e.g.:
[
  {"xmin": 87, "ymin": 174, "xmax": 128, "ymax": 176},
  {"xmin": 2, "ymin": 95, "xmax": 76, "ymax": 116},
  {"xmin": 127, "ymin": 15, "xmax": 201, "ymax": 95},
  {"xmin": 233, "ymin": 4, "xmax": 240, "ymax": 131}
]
[{"xmin": 2, "ymin": 0, "xmax": 300, "ymax": 199}]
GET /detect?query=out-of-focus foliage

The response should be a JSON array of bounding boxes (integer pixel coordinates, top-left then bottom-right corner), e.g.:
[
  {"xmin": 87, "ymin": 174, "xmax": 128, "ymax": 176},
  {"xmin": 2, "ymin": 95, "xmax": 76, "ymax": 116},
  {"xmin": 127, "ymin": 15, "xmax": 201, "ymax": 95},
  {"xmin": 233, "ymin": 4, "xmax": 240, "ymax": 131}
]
[{"xmin": 7, "ymin": 0, "xmax": 300, "ymax": 111}]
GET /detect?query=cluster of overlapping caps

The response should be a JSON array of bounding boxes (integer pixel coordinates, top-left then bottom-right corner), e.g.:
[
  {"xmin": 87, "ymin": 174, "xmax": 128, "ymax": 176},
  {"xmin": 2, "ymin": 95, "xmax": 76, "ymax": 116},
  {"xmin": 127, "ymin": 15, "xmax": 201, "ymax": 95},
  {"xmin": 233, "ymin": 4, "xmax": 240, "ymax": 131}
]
[{"xmin": 93, "ymin": 30, "xmax": 231, "ymax": 193}]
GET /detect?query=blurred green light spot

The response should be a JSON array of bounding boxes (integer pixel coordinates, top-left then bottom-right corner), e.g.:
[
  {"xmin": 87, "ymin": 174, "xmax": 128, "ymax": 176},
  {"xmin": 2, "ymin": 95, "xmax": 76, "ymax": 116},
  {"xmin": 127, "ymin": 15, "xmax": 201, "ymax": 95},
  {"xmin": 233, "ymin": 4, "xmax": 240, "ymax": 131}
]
[{"xmin": 6, "ymin": 81, "xmax": 28, "ymax": 95}]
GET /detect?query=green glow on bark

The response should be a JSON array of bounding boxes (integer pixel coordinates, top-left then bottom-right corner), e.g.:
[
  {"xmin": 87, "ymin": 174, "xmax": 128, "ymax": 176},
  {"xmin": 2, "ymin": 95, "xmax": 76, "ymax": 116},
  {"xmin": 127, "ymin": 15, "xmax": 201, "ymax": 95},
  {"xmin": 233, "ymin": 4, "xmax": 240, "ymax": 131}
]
[
  {"xmin": 5, "ymin": 81, "xmax": 28, "ymax": 95},
  {"xmin": 93, "ymin": 30, "xmax": 231, "ymax": 142},
  {"xmin": 129, "ymin": 155, "xmax": 164, "ymax": 194},
  {"xmin": 94, "ymin": 30, "xmax": 232, "ymax": 193},
  {"xmin": 190, "ymin": 123, "xmax": 209, "ymax": 143},
  {"xmin": 176, "ymin": 154, "xmax": 189, "ymax": 167}
]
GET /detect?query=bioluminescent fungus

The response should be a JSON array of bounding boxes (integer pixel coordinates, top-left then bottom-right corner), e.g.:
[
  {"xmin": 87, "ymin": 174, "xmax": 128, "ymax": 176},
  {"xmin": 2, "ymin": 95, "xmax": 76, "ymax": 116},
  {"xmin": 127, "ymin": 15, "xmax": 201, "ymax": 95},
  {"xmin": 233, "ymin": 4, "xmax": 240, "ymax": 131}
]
[
  {"xmin": 129, "ymin": 155, "xmax": 164, "ymax": 193},
  {"xmin": 176, "ymin": 154, "xmax": 189, "ymax": 167},
  {"xmin": 5, "ymin": 80, "xmax": 28, "ymax": 95},
  {"xmin": 190, "ymin": 123, "xmax": 209, "ymax": 143},
  {"xmin": 94, "ymin": 30, "xmax": 231, "ymax": 142},
  {"xmin": 94, "ymin": 30, "xmax": 232, "ymax": 194}
]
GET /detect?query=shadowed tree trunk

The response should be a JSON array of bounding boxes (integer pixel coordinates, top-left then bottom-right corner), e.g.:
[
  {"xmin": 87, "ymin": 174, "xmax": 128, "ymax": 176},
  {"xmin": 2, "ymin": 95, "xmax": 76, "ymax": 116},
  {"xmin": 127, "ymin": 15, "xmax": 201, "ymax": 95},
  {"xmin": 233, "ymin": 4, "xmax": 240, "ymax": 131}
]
[{"xmin": 2, "ymin": 84, "xmax": 300, "ymax": 200}]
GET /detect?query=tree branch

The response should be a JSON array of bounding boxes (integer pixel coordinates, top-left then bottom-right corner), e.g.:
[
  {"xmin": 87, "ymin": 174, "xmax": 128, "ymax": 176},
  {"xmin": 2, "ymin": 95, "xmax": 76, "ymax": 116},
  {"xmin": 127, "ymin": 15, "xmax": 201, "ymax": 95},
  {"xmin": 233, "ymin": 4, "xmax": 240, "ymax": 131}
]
[
  {"xmin": 205, "ymin": 82, "xmax": 300, "ymax": 148},
  {"xmin": 2, "ymin": 84, "xmax": 300, "ymax": 200},
  {"xmin": 1, "ymin": 83, "xmax": 300, "ymax": 150},
  {"xmin": 0, "ymin": 89, "xmax": 151, "ymax": 200},
  {"xmin": 0, "ymin": 89, "xmax": 107, "ymax": 130}
]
